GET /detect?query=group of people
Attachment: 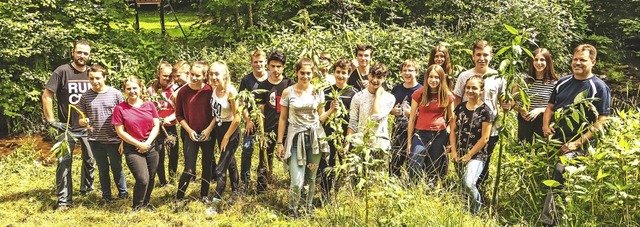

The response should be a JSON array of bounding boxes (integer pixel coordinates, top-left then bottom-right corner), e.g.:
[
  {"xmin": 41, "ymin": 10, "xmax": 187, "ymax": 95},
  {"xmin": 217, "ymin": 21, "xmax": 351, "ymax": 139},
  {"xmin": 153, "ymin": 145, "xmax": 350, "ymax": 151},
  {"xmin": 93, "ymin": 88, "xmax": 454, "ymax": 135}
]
[{"xmin": 42, "ymin": 39, "xmax": 610, "ymax": 224}]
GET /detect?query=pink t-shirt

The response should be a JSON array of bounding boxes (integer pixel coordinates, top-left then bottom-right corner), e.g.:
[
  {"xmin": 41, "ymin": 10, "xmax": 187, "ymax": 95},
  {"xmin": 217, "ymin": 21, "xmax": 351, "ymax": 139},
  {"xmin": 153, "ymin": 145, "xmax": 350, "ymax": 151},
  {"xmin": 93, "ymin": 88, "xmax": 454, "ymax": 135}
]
[
  {"xmin": 111, "ymin": 101, "xmax": 159, "ymax": 141},
  {"xmin": 411, "ymin": 88, "xmax": 453, "ymax": 131}
]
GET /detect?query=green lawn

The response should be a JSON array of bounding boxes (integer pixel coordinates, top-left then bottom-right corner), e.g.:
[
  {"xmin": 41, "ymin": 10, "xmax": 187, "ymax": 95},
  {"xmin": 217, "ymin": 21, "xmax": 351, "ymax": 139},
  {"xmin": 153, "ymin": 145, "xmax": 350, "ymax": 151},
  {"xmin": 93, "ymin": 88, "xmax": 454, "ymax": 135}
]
[{"xmin": 124, "ymin": 11, "xmax": 199, "ymax": 37}]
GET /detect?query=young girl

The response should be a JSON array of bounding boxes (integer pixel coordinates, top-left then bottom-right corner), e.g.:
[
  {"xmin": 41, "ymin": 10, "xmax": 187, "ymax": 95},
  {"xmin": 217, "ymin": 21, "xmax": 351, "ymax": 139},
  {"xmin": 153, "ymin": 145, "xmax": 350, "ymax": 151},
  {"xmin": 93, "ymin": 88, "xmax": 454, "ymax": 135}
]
[
  {"xmin": 112, "ymin": 76, "xmax": 161, "ymax": 211},
  {"xmin": 449, "ymin": 75, "xmax": 494, "ymax": 214},
  {"xmin": 406, "ymin": 64, "xmax": 454, "ymax": 182},
  {"xmin": 513, "ymin": 48, "xmax": 558, "ymax": 142},
  {"xmin": 276, "ymin": 58, "xmax": 332, "ymax": 217},
  {"xmin": 208, "ymin": 61, "xmax": 240, "ymax": 202},
  {"xmin": 426, "ymin": 44, "xmax": 453, "ymax": 88}
]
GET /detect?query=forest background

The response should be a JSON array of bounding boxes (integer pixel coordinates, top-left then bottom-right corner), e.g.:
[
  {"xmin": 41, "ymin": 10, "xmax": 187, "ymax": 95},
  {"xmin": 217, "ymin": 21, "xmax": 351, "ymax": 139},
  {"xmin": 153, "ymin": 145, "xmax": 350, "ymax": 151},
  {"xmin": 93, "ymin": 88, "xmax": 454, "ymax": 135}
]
[{"xmin": 0, "ymin": 0, "xmax": 639, "ymax": 226}]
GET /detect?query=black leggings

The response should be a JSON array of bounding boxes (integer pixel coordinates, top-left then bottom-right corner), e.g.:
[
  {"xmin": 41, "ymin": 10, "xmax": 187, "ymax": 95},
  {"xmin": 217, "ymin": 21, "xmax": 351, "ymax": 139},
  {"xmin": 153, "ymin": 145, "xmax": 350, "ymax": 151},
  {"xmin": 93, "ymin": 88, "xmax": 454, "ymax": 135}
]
[
  {"xmin": 155, "ymin": 125, "xmax": 178, "ymax": 184},
  {"xmin": 176, "ymin": 137, "xmax": 215, "ymax": 199},
  {"xmin": 212, "ymin": 122, "xmax": 240, "ymax": 199},
  {"xmin": 123, "ymin": 141, "xmax": 159, "ymax": 209}
]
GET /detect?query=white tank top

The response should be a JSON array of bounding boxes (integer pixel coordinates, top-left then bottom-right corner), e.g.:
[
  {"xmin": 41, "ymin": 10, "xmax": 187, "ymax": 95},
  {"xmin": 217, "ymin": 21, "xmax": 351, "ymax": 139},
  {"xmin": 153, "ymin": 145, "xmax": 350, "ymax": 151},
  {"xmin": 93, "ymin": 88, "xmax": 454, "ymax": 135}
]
[{"xmin": 211, "ymin": 87, "xmax": 234, "ymax": 123}]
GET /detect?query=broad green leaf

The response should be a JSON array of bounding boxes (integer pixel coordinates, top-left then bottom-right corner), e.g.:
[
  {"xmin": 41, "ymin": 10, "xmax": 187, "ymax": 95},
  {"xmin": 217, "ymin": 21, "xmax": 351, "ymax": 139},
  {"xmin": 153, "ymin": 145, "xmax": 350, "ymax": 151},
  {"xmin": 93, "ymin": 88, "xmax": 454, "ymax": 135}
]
[
  {"xmin": 596, "ymin": 168, "xmax": 610, "ymax": 180},
  {"xmin": 495, "ymin": 46, "xmax": 510, "ymax": 57},
  {"xmin": 543, "ymin": 180, "xmax": 561, "ymax": 187},
  {"xmin": 504, "ymin": 24, "xmax": 518, "ymax": 35}
]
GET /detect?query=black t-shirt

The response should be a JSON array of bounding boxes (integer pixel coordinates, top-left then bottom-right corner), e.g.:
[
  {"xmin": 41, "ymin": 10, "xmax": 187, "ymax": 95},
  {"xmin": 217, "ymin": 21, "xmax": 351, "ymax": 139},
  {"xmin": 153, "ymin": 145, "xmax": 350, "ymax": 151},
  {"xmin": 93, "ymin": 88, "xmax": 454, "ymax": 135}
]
[
  {"xmin": 257, "ymin": 78, "xmax": 294, "ymax": 133},
  {"xmin": 348, "ymin": 69, "xmax": 367, "ymax": 92},
  {"xmin": 453, "ymin": 102, "xmax": 494, "ymax": 161},
  {"xmin": 239, "ymin": 72, "xmax": 268, "ymax": 92},
  {"xmin": 44, "ymin": 63, "xmax": 90, "ymax": 131},
  {"xmin": 323, "ymin": 85, "xmax": 357, "ymax": 135}
]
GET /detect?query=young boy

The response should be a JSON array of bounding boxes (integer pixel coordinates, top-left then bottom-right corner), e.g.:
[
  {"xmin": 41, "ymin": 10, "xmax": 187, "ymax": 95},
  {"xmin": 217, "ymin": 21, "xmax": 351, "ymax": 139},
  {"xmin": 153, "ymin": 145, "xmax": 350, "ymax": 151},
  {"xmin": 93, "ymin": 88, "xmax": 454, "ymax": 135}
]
[
  {"xmin": 256, "ymin": 50, "xmax": 294, "ymax": 193},
  {"xmin": 347, "ymin": 44, "xmax": 374, "ymax": 92},
  {"xmin": 77, "ymin": 64, "xmax": 128, "ymax": 202}
]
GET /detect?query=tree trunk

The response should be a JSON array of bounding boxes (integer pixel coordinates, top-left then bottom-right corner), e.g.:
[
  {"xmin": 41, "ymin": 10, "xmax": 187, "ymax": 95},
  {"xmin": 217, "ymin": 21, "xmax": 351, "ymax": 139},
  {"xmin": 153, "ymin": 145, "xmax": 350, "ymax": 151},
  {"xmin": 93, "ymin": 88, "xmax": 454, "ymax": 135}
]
[{"xmin": 247, "ymin": 3, "xmax": 254, "ymax": 27}]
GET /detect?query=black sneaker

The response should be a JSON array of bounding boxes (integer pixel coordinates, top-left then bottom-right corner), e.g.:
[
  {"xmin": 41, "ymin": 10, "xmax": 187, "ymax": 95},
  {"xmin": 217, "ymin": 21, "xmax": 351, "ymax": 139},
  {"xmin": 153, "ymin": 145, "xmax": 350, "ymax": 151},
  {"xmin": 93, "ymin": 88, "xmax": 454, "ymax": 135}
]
[{"xmin": 118, "ymin": 193, "xmax": 129, "ymax": 199}]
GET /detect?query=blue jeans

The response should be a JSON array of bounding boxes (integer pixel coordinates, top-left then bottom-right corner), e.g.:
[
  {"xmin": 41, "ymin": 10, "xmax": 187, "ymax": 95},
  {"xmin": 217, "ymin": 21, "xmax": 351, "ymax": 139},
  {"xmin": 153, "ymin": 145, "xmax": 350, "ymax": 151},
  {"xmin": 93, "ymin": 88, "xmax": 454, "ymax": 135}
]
[
  {"xmin": 288, "ymin": 133, "xmax": 322, "ymax": 210},
  {"xmin": 89, "ymin": 141, "xmax": 127, "ymax": 199},
  {"xmin": 407, "ymin": 130, "xmax": 448, "ymax": 181},
  {"xmin": 456, "ymin": 159, "xmax": 484, "ymax": 213},
  {"xmin": 55, "ymin": 129, "xmax": 95, "ymax": 206}
]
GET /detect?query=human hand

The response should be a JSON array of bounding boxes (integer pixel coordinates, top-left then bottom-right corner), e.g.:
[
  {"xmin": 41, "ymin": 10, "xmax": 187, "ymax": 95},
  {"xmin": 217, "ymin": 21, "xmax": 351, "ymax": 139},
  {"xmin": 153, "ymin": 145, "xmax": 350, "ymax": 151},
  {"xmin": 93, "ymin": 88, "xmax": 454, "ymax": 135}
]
[
  {"xmin": 375, "ymin": 86, "xmax": 384, "ymax": 97},
  {"xmin": 392, "ymin": 104, "xmax": 402, "ymax": 116},
  {"xmin": 220, "ymin": 136, "xmax": 230, "ymax": 152},
  {"xmin": 48, "ymin": 121, "xmax": 68, "ymax": 131},
  {"xmin": 527, "ymin": 108, "xmax": 545, "ymax": 121},
  {"xmin": 245, "ymin": 120, "xmax": 255, "ymax": 135},
  {"xmin": 543, "ymin": 125, "xmax": 555, "ymax": 138},
  {"xmin": 406, "ymin": 144, "xmax": 412, "ymax": 157},
  {"xmin": 200, "ymin": 128, "xmax": 212, "ymax": 142},
  {"xmin": 450, "ymin": 150, "xmax": 459, "ymax": 162},
  {"xmin": 188, "ymin": 130, "xmax": 199, "ymax": 141},
  {"xmin": 460, "ymin": 153, "xmax": 471, "ymax": 164},
  {"xmin": 330, "ymin": 100, "xmax": 340, "ymax": 112},
  {"xmin": 136, "ymin": 141, "xmax": 151, "ymax": 153},
  {"xmin": 560, "ymin": 141, "xmax": 579, "ymax": 154},
  {"xmin": 276, "ymin": 144, "xmax": 284, "ymax": 159}
]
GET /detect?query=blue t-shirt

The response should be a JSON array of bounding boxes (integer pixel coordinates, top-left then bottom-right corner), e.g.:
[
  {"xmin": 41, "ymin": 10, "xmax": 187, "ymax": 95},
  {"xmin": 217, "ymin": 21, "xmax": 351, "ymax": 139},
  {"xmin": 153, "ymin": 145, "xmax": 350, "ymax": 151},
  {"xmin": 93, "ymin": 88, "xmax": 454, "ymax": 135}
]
[
  {"xmin": 391, "ymin": 83, "xmax": 422, "ymax": 124},
  {"xmin": 548, "ymin": 74, "xmax": 611, "ymax": 141}
]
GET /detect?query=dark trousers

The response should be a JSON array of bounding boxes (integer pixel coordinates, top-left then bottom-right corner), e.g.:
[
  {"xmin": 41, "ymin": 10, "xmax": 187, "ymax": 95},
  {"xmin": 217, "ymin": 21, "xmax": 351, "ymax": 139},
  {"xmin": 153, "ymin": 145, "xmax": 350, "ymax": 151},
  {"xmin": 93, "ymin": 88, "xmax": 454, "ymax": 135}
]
[
  {"xmin": 176, "ymin": 138, "xmax": 215, "ymax": 199},
  {"xmin": 240, "ymin": 134, "xmax": 255, "ymax": 185},
  {"xmin": 318, "ymin": 137, "xmax": 342, "ymax": 200},
  {"xmin": 89, "ymin": 141, "xmax": 127, "ymax": 199},
  {"xmin": 540, "ymin": 150, "xmax": 586, "ymax": 225},
  {"xmin": 389, "ymin": 121, "xmax": 409, "ymax": 178},
  {"xmin": 55, "ymin": 130, "xmax": 95, "ymax": 206},
  {"xmin": 517, "ymin": 114, "xmax": 544, "ymax": 143},
  {"xmin": 476, "ymin": 135, "xmax": 499, "ymax": 188},
  {"xmin": 155, "ymin": 125, "xmax": 178, "ymax": 184},
  {"xmin": 123, "ymin": 142, "xmax": 159, "ymax": 209},
  {"xmin": 212, "ymin": 122, "xmax": 240, "ymax": 199},
  {"xmin": 257, "ymin": 136, "xmax": 276, "ymax": 193}
]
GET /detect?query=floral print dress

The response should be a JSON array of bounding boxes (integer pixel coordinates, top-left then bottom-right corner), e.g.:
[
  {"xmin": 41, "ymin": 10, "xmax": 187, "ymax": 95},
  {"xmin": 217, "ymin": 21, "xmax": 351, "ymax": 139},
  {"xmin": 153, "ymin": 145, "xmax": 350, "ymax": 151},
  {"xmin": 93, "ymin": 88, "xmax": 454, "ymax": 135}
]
[{"xmin": 453, "ymin": 101, "xmax": 495, "ymax": 161}]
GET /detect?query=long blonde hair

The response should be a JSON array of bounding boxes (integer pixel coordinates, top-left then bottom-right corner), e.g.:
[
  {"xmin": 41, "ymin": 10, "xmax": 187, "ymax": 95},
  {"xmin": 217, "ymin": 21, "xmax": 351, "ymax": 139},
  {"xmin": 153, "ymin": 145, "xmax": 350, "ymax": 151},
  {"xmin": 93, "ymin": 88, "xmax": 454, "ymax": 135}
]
[{"xmin": 209, "ymin": 60, "xmax": 231, "ymax": 91}]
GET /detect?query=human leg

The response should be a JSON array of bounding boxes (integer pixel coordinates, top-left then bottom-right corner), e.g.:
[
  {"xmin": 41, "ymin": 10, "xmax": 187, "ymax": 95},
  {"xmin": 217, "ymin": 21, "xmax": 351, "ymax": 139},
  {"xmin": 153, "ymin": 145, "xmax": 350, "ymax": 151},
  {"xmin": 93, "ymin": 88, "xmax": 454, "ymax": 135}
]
[
  {"xmin": 463, "ymin": 159, "xmax": 484, "ymax": 213},
  {"xmin": 426, "ymin": 130, "xmax": 449, "ymax": 181},
  {"xmin": 155, "ymin": 131, "xmax": 168, "ymax": 185},
  {"xmin": 123, "ymin": 143, "xmax": 150, "ymax": 209},
  {"xmin": 408, "ymin": 131, "xmax": 428, "ymax": 181},
  {"xmin": 76, "ymin": 134, "xmax": 95, "ymax": 194},
  {"xmin": 89, "ymin": 141, "xmax": 113, "ymax": 199},
  {"xmin": 240, "ymin": 134, "xmax": 254, "ymax": 186},
  {"xmin": 143, "ymin": 147, "xmax": 159, "ymax": 206},
  {"xmin": 105, "ymin": 144, "xmax": 128, "ymax": 198},
  {"xmin": 176, "ymin": 139, "xmax": 198, "ymax": 199},
  {"xmin": 200, "ymin": 140, "xmax": 215, "ymax": 198}
]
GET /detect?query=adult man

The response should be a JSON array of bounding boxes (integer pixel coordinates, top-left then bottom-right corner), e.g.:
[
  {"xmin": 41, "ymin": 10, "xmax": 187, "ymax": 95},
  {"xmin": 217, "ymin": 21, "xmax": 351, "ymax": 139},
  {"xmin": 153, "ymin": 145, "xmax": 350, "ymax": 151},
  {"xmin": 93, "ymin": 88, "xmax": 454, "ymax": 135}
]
[
  {"xmin": 77, "ymin": 64, "xmax": 127, "ymax": 203},
  {"xmin": 239, "ymin": 49, "xmax": 269, "ymax": 191},
  {"xmin": 346, "ymin": 63, "xmax": 396, "ymax": 151},
  {"xmin": 256, "ymin": 50, "xmax": 294, "ymax": 193},
  {"xmin": 347, "ymin": 44, "xmax": 374, "ymax": 91},
  {"xmin": 540, "ymin": 44, "xmax": 610, "ymax": 226},
  {"xmin": 453, "ymin": 40, "xmax": 508, "ymax": 192},
  {"xmin": 42, "ymin": 40, "xmax": 96, "ymax": 210}
]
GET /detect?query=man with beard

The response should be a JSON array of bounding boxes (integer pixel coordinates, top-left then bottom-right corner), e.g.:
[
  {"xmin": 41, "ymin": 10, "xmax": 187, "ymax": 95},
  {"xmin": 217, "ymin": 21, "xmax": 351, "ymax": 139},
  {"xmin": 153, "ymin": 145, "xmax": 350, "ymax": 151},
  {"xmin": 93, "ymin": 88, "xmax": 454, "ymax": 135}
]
[{"xmin": 42, "ymin": 40, "xmax": 96, "ymax": 210}]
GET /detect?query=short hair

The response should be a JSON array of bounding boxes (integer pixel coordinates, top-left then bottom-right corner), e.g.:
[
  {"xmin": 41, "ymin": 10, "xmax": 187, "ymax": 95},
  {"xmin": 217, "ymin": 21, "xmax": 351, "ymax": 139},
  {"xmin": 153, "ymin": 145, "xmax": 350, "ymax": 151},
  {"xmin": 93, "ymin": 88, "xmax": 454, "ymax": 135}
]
[
  {"xmin": 250, "ymin": 49, "xmax": 266, "ymax": 62},
  {"xmin": 267, "ymin": 50, "xmax": 286, "ymax": 65},
  {"xmin": 369, "ymin": 63, "xmax": 389, "ymax": 78},
  {"xmin": 295, "ymin": 58, "xmax": 314, "ymax": 72},
  {"xmin": 400, "ymin": 59, "xmax": 420, "ymax": 73},
  {"xmin": 354, "ymin": 44, "xmax": 373, "ymax": 56},
  {"xmin": 88, "ymin": 64, "xmax": 106, "ymax": 77},
  {"xmin": 472, "ymin": 40, "xmax": 493, "ymax": 54},
  {"xmin": 333, "ymin": 58, "xmax": 351, "ymax": 71},
  {"xmin": 573, "ymin": 44, "xmax": 597, "ymax": 61},
  {"xmin": 191, "ymin": 61, "xmax": 208, "ymax": 79},
  {"xmin": 73, "ymin": 40, "xmax": 91, "ymax": 50}
]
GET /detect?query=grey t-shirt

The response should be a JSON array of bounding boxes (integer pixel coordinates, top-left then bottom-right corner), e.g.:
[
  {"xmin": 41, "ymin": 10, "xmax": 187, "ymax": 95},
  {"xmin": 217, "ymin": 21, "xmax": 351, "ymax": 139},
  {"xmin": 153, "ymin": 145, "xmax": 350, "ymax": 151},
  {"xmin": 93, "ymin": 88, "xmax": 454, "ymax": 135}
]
[
  {"xmin": 77, "ymin": 86, "xmax": 124, "ymax": 143},
  {"xmin": 281, "ymin": 86, "xmax": 324, "ymax": 127}
]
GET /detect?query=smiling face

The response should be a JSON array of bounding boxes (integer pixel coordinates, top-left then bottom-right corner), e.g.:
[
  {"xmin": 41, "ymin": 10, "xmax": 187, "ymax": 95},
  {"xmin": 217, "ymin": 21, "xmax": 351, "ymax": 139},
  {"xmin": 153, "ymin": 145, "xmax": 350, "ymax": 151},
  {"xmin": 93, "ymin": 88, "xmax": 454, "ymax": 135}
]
[
  {"xmin": 356, "ymin": 49, "xmax": 372, "ymax": 68},
  {"xmin": 473, "ymin": 46, "xmax": 493, "ymax": 69},
  {"xmin": 190, "ymin": 68, "xmax": 205, "ymax": 86},
  {"xmin": 533, "ymin": 53, "xmax": 547, "ymax": 73},
  {"xmin": 158, "ymin": 67, "xmax": 173, "ymax": 88},
  {"xmin": 88, "ymin": 71, "xmax": 105, "ymax": 92},
  {"xmin": 427, "ymin": 70, "xmax": 441, "ymax": 90},
  {"xmin": 367, "ymin": 73, "xmax": 385, "ymax": 91},
  {"xmin": 465, "ymin": 78, "xmax": 483, "ymax": 100},
  {"xmin": 401, "ymin": 65, "xmax": 417, "ymax": 84},
  {"xmin": 297, "ymin": 65, "xmax": 313, "ymax": 84},
  {"xmin": 334, "ymin": 66, "xmax": 349, "ymax": 87},
  {"xmin": 572, "ymin": 50, "xmax": 595, "ymax": 78},
  {"xmin": 72, "ymin": 44, "xmax": 91, "ymax": 67},
  {"xmin": 208, "ymin": 64, "xmax": 227, "ymax": 87},
  {"xmin": 124, "ymin": 81, "xmax": 141, "ymax": 100},
  {"xmin": 434, "ymin": 51, "xmax": 446, "ymax": 66},
  {"xmin": 251, "ymin": 55, "xmax": 267, "ymax": 74}
]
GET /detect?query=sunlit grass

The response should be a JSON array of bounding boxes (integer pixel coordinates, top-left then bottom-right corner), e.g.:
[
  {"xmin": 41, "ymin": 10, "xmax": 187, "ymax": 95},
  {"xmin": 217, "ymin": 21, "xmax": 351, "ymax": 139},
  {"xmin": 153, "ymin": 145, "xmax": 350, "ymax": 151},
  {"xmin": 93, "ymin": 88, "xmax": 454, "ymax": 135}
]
[{"xmin": 113, "ymin": 10, "xmax": 199, "ymax": 38}]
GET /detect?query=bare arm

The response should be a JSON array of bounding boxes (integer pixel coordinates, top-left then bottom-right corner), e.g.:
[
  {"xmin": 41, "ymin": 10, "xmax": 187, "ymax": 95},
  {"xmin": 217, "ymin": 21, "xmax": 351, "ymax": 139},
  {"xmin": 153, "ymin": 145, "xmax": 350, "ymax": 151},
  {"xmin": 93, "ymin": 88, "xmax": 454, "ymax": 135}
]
[
  {"xmin": 42, "ymin": 89, "xmax": 56, "ymax": 123},
  {"xmin": 145, "ymin": 118, "xmax": 161, "ymax": 145},
  {"xmin": 542, "ymin": 104, "xmax": 555, "ymax": 137},
  {"xmin": 406, "ymin": 99, "xmax": 418, "ymax": 155},
  {"xmin": 449, "ymin": 114, "xmax": 458, "ymax": 161},
  {"xmin": 115, "ymin": 125, "xmax": 146, "ymax": 151}
]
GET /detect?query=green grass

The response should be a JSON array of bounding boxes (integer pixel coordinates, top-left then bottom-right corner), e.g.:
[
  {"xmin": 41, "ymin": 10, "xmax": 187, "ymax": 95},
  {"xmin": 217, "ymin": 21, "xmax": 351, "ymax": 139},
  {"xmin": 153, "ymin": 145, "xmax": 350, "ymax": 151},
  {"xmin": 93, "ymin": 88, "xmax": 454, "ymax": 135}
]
[
  {"xmin": 120, "ymin": 11, "xmax": 199, "ymax": 37},
  {"xmin": 0, "ymin": 136, "xmax": 496, "ymax": 226}
]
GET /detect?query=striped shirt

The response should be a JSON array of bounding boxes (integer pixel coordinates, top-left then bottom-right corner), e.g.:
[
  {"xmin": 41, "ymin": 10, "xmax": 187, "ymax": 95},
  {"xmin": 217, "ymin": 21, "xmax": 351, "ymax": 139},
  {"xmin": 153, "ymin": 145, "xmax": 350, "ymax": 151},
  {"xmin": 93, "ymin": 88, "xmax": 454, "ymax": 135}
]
[
  {"xmin": 524, "ymin": 79, "xmax": 556, "ymax": 109},
  {"xmin": 77, "ymin": 86, "xmax": 124, "ymax": 143}
]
